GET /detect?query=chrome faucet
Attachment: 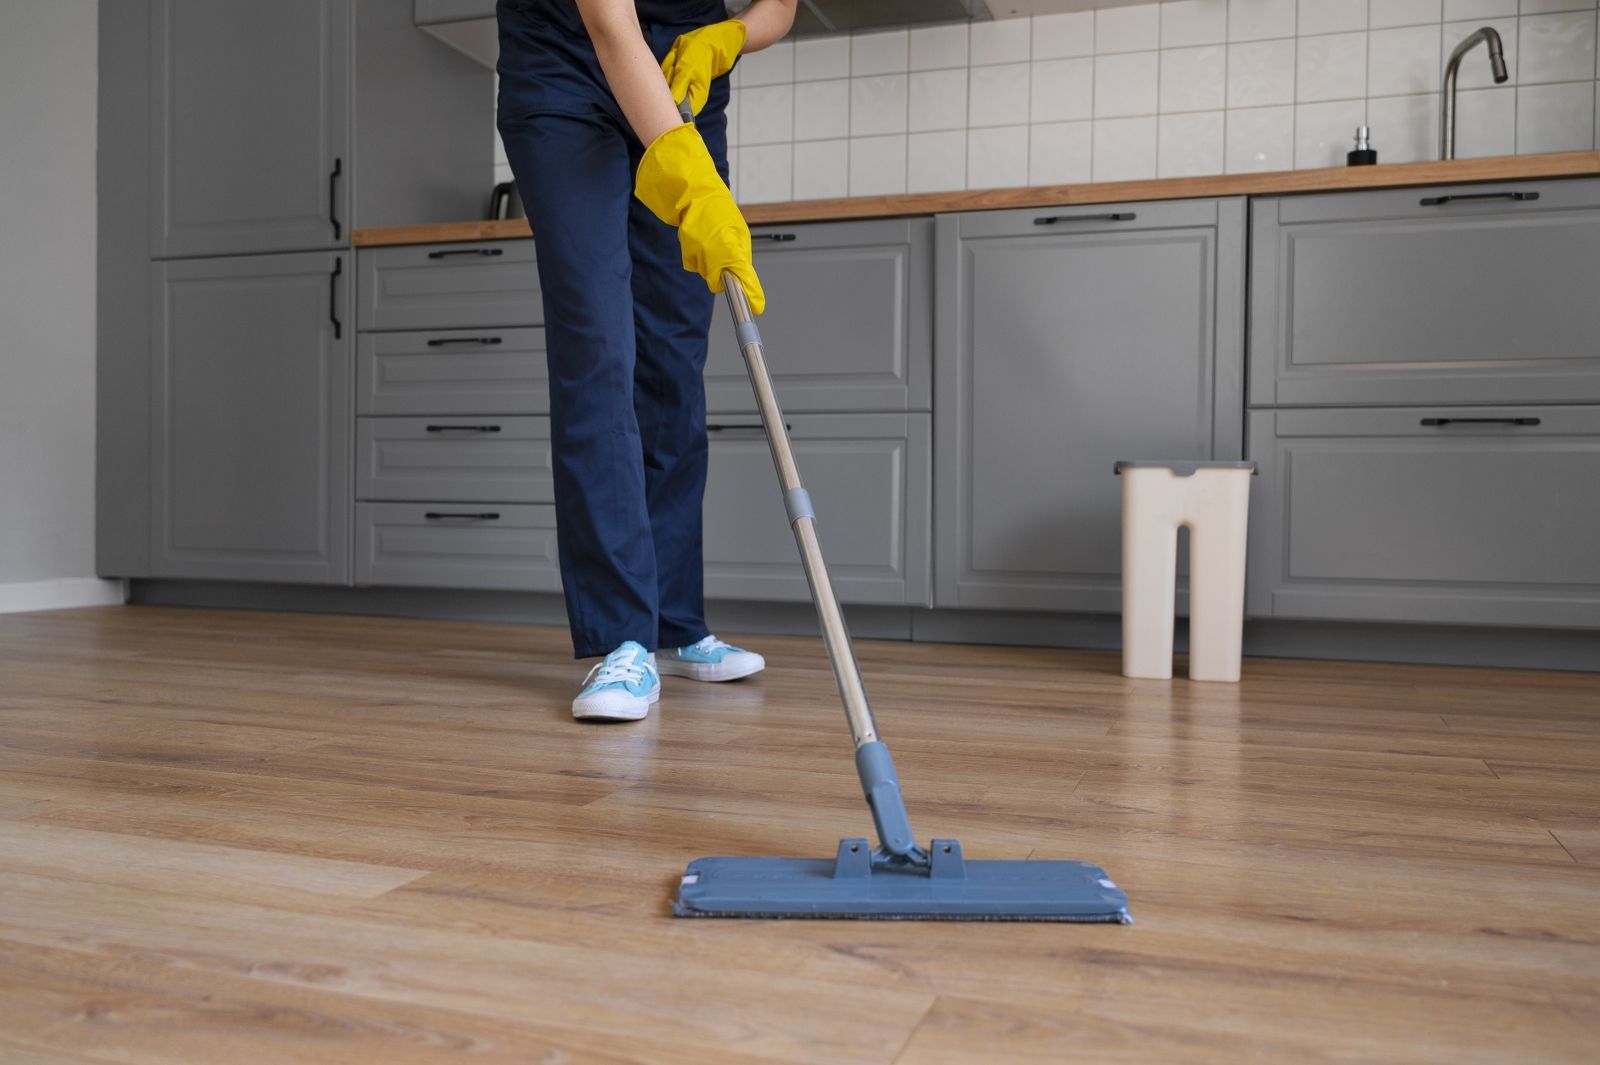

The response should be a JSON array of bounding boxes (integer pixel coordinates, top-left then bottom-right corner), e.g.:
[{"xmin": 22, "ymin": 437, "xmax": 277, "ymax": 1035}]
[{"xmin": 1442, "ymin": 26, "xmax": 1509, "ymax": 160}]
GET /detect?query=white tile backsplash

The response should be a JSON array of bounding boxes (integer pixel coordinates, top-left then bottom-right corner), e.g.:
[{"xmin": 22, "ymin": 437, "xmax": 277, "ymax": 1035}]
[
  {"xmin": 1032, "ymin": 57, "xmax": 1095, "ymax": 122},
  {"xmin": 848, "ymin": 133, "xmax": 907, "ymax": 194},
  {"xmin": 910, "ymin": 68, "xmax": 969, "ymax": 132},
  {"xmin": 1030, "ymin": 120, "xmax": 1095, "ymax": 183},
  {"xmin": 907, "ymin": 129, "xmax": 967, "ymax": 192},
  {"xmin": 1094, "ymin": 51, "xmax": 1160, "ymax": 117},
  {"xmin": 850, "ymin": 73, "xmax": 909, "ymax": 136},
  {"xmin": 966, "ymin": 125, "xmax": 1030, "ymax": 187},
  {"xmin": 1093, "ymin": 115, "xmax": 1159, "ymax": 179},
  {"xmin": 503, "ymin": 6, "xmax": 1597, "ymax": 203}
]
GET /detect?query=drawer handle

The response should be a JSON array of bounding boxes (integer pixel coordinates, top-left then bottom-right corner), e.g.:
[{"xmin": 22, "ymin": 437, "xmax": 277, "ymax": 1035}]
[
  {"xmin": 1034, "ymin": 212, "xmax": 1136, "ymax": 225},
  {"xmin": 708, "ymin": 422, "xmax": 791, "ymax": 433},
  {"xmin": 424, "ymin": 511, "xmax": 501, "ymax": 520},
  {"xmin": 426, "ymin": 247, "xmax": 506, "ymax": 259},
  {"xmin": 1419, "ymin": 191, "xmax": 1540, "ymax": 207},
  {"xmin": 1420, "ymin": 417, "xmax": 1541, "ymax": 427},
  {"xmin": 425, "ymin": 424, "xmax": 503, "ymax": 433},
  {"xmin": 426, "ymin": 336, "xmax": 504, "ymax": 347},
  {"xmin": 754, "ymin": 233, "xmax": 797, "ymax": 242}
]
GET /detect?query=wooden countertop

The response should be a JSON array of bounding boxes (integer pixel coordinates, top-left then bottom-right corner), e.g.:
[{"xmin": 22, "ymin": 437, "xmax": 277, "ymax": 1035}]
[{"xmin": 352, "ymin": 150, "xmax": 1600, "ymax": 247}]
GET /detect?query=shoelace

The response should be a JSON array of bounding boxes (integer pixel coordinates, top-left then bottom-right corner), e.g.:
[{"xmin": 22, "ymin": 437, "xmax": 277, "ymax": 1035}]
[
  {"xmin": 584, "ymin": 653, "xmax": 648, "ymax": 689},
  {"xmin": 689, "ymin": 635, "xmax": 732, "ymax": 654}
]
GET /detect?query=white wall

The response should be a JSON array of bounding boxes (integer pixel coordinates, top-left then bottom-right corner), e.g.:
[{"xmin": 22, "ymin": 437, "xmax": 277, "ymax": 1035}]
[
  {"xmin": 705, "ymin": 0, "xmax": 1599, "ymax": 202},
  {"xmin": 0, "ymin": 0, "xmax": 121, "ymax": 611}
]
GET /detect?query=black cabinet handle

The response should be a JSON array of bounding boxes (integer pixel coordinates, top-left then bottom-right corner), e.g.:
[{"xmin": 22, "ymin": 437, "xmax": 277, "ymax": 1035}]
[
  {"xmin": 329, "ymin": 257, "xmax": 342, "ymax": 339},
  {"xmin": 1420, "ymin": 417, "xmax": 1541, "ymax": 427},
  {"xmin": 427, "ymin": 247, "xmax": 505, "ymax": 260},
  {"xmin": 1034, "ymin": 212, "xmax": 1137, "ymax": 225},
  {"xmin": 424, "ymin": 512, "xmax": 501, "ymax": 520},
  {"xmin": 426, "ymin": 336, "xmax": 504, "ymax": 347},
  {"xmin": 708, "ymin": 422, "xmax": 791, "ymax": 433},
  {"xmin": 1420, "ymin": 191, "xmax": 1539, "ymax": 206},
  {"xmin": 425, "ymin": 424, "xmax": 502, "ymax": 433},
  {"xmin": 754, "ymin": 233, "xmax": 797, "ymax": 242},
  {"xmin": 329, "ymin": 157, "xmax": 342, "ymax": 241}
]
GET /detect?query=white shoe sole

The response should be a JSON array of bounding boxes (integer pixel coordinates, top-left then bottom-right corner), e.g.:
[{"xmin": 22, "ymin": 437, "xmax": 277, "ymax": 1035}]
[
  {"xmin": 572, "ymin": 681, "xmax": 660, "ymax": 721},
  {"xmin": 657, "ymin": 657, "xmax": 765, "ymax": 683}
]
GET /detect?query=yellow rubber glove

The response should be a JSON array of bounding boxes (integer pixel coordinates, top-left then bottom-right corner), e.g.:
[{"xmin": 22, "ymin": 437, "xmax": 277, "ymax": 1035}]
[
  {"xmin": 636, "ymin": 123, "xmax": 766, "ymax": 315},
  {"xmin": 660, "ymin": 19, "xmax": 747, "ymax": 116}
]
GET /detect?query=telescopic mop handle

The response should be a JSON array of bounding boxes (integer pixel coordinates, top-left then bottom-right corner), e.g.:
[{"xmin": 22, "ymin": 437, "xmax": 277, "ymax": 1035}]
[{"xmin": 718, "ymin": 272, "xmax": 879, "ymax": 751}]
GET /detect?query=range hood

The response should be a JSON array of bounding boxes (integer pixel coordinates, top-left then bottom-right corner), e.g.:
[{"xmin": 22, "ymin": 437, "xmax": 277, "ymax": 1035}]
[{"xmin": 417, "ymin": 0, "xmax": 1140, "ymax": 68}]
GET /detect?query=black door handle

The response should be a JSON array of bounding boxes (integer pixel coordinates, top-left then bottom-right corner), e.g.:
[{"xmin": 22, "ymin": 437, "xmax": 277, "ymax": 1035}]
[
  {"xmin": 329, "ymin": 157, "xmax": 342, "ymax": 241},
  {"xmin": 424, "ymin": 512, "xmax": 501, "ymax": 520},
  {"xmin": 708, "ymin": 422, "xmax": 791, "ymax": 433},
  {"xmin": 1034, "ymin": 212, "xmax": 1137, "ymax": 225},
  {"xmin": 753, "ymin": 233, "xmax": 797, "ymax": 242},
  {"xmin": 427, "ymin": 247, "xmax": 505, "ymax": 260},
  {"xmin": 426, "ymin": 336, "xmax": 504, "ymax": 347},
  {"xmin": 1420, "ymin": 191, "xmax": 1540, "ymax": 206},
  {"xmin": 424, "ymin": 424, "xmax": 503, "ymax": 433},
  {"xmin": 329, "ymin": 257, "xmax": 342, "ymax": 339},
  {"xmin": 1420, "ymin": 417, "xmax": 1541, "ymax": 427}
]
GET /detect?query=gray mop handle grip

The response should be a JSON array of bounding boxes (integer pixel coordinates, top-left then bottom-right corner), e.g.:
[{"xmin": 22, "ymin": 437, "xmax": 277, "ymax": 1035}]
[{"xmin": 677, "ymin": 99, "xmax": 694, "ymax": 123}]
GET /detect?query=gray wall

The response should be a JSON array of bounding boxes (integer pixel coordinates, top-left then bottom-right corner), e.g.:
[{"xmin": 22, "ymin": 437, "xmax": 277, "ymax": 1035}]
[{"xmin": 0, "ymin": 1, "xmax": 100, "ymax": 586}]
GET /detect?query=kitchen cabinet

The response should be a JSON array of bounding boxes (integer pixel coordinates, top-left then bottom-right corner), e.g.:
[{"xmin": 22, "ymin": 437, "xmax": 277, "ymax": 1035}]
[
  {"xmin": 355, "ymin": 503, "xmax": 560, "ymax": 591},
  {"xmin": 933, "ymin": 199, "xmax": 1247, "ymax": 613},
  {"xmin": 357, "ymin": 328, "xmax": 549, "ymax": 416},
  {"xmin": 150, "ymin": 0, "xmax": 351, "ymax": 258},
  {"xmin": 701, "ymin": 413, "xmax": 932, "ymax": 606},
  {"xmin": 706, "ymin": 218, "xmax": 933, "ymax": 414},
  {"xmin": 150, "ymin": 252, "xmax": 352, "ymax": 583},
  {"xmin": 358, "ymin": 242, "xmax": 542, "ymax": 331},
  {"xmin": 356, "ymin": 416, "xmax": 554, "ymax": 504},
  {"xmin": 414, "ymin": 0, "xmax": 494, "ymax": 22},
  {"xmin": 1250, "ymin": 178, "xmax": 1600, "ymax": 407},
  {"xmin": 1246, "ymin": 406, "xmax": 1600, "ymax": 628}
]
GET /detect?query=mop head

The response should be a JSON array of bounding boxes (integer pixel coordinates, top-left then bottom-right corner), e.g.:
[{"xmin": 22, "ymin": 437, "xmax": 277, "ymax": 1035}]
[{"xmin": 672, "ymin": 838, "xmax": 1131, "ymax": 922}]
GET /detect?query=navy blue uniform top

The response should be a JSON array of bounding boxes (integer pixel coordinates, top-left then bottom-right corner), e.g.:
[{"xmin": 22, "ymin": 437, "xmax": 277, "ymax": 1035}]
[{"xmin": 498, "ymin": 0, "xmax": 729, "ymax": 122}]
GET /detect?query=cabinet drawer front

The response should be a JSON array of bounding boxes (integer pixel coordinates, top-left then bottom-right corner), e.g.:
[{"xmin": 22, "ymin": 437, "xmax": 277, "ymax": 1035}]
[
  {"xmin": 702, "ymin": 413, "xmax": 931, "ymax": 605},
  {"xmin": 357, "ymin": 328, "xmax": 548, "ymax": 415},
  {"xmin": 358, "ymin": 241, "xmax": 540, "ymax": 331},
  {"xmin": 1251, "ymin": 178, "xmax": 1600, "ymax": 406},
  {"xmin": 1247, "ymin": 406, "xmax": 1600, "ymax": 627},
  {"xmin": 354, "ymin": 502, "xmax": 560, "ymax": 591},
  {"xmin": 706, "ymin": 218, "xmax": 932, "ymax": 413},
  {"xmin": 356, "ymin": 417, "xmax": 553, "ymax": 503}
]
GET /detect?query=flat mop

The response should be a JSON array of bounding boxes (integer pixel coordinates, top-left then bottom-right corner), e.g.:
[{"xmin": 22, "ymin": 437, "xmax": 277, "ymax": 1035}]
[{"xmin": 670, "ymin": 267, "xmax": 1131, "ymax": 922}]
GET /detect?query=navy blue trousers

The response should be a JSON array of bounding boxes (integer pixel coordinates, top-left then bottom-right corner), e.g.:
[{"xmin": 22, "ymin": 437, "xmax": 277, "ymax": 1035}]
[{"xmin": 495, "ymin": 3, "xmax": 730, "ymax": 659}]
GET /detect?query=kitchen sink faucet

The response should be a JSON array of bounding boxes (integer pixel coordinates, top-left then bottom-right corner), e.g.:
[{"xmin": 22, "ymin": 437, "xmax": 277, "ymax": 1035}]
[{"xmin": 1441, "ymin": 26, "xmax": 1510, "ymax": 160}]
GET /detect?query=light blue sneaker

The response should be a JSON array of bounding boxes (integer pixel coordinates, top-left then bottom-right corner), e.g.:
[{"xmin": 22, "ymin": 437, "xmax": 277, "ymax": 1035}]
[
  {"xmin": 572, "ymin": 641, "xmax": 660, "ymax": 721},
  {"xmin": 657, "ymin": 635, "xmax": 765, "ymax": 683}
]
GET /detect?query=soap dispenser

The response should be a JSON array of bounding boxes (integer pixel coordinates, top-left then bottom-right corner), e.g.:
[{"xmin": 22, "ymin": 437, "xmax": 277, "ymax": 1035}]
[{"xmin": 1348, "ymin": 126, "xmax": 1377, "ymax": 166}]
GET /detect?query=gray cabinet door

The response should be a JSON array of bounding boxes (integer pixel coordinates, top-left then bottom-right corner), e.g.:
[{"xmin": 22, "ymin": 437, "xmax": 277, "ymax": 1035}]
[
  {"xmin": 355, "ymin": 503, "xmax": 560, "ymax": 591},
  {"xmin": 356, "ymin": 416, "xmax": 554, "ymax": 503},
  {"xmin": 1250, "ymin": 178, "xmax": 1600, "ymax": 407},
  {"xmin": 358, "ymin": 242, "xmax": 541, "ymax": 331},
  {"xmin": 702, "ymin": 413, "xmax": 932, "ymax": 605},
  {"xmin": 934, "ymin": 200, "xmax": 1247, "ymax": 612},
  {"xmin": 1247, "ymin": 406, "xmax": 1600, "ymax": 628},
  {"xmin": 706, "ymin": 218, "xmax": 933, "ymax": 413},
  {"xmin": 150, "ymin": 0, "xmax": 350, "ymax": 258},
  {"xmin": 151, "ymin": 252, "xmax": 352, "ymax": 583}
]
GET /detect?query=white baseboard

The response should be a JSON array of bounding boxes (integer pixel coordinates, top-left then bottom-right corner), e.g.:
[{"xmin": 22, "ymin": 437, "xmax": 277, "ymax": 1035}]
[{"xmin": 0, "ymin": 577, "xmax": 128, "ymax": 614}]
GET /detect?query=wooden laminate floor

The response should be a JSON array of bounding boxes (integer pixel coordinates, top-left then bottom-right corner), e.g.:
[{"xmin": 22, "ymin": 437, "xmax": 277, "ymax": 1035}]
[{"xmin": 1, "ymin": 605, "xmax": 1597, "ymax": 1064}]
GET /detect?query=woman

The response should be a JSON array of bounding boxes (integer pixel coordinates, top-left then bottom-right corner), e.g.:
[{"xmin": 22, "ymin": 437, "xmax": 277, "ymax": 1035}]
[{"xmin": 495, "ymin": 0, "xmax": 797, "ymax": 721}]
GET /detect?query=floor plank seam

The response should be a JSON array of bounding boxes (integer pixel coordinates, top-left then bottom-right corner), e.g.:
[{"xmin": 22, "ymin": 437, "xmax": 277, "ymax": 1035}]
[
  {"xmin": 887, "ymin": 997, "xmax": 940, "ymax": 1065},
  {"xmin": 1548, "ymin": 830, "xmax": 1581, "ymax": 864}
]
